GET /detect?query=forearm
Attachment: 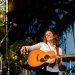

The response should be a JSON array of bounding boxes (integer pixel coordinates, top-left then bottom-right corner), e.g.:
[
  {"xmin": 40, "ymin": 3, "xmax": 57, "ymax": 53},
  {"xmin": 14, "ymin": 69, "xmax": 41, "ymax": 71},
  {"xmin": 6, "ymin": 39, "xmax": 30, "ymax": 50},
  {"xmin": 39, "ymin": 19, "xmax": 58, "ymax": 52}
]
[{"xmin": 25, "ymin": 42, "xmax": 42, "ymax": 51}]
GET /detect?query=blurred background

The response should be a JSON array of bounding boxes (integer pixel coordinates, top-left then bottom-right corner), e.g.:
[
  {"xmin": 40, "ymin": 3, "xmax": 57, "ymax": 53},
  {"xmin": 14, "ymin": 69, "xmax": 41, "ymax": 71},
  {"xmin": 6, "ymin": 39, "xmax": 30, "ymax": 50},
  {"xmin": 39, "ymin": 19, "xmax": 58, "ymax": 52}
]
[{"xmin": 0, "ymin": 0, "xmax": 75, "ymax": 75}]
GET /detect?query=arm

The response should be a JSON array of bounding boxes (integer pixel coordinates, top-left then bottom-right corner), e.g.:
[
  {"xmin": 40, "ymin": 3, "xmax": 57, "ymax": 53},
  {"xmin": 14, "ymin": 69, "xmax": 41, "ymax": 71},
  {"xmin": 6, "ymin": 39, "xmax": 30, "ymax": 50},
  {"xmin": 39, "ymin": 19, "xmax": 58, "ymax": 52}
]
[
  {"xmin": 59, "ymin": 48, "xmax": 62, "ymax": 55},
  {"xmin": 56, "ymin": 48, "xmax": 62, "ymax": 64},
  {"xmin": 20, "ymin": 42, "xmax": 42, "ymax": 54},
  {"xmin": 25, "ymin": 42, "xmax": 42, "ymax": 51}
]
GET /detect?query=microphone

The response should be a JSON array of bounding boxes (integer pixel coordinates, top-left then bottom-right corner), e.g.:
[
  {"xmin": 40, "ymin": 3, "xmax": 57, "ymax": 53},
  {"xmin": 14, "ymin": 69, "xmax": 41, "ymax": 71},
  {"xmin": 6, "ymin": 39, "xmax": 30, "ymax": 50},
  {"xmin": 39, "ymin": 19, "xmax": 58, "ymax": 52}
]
[
  {"xmin": 63, "ymin": 32, "xmax": 67, "ymax": 41},
  {"xmin": 9, "ymin": 21, "xmax": 17, "ymax": 28},
  {"xmin": 64, "ymin": 37, "xmax": 66, "ymax": 41},
  {"xmin": 13, "ymin": 23, "xmax": 17, "ymax": 27}
]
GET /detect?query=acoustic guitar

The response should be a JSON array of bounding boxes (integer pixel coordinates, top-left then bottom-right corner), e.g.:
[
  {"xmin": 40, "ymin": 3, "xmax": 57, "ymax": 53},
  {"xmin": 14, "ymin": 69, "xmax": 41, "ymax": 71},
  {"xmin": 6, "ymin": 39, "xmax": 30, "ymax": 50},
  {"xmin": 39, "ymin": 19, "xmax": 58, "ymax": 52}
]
[{"xmin": 27, "ymin": 50, "xmax": 75, "ymax": 67}]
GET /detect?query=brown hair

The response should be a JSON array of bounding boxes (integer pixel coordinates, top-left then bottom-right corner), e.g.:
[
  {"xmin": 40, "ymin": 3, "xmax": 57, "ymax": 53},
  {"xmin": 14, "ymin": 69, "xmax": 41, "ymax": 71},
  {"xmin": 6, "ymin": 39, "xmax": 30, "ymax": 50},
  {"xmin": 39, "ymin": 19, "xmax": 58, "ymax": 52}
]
[
  {"xmin": 43, "ymin": 29, "xmax": 59, "ymax": 47},
  {"xmin": 43, "ymin": 29, "xmax": 60, "ymax": 55}
]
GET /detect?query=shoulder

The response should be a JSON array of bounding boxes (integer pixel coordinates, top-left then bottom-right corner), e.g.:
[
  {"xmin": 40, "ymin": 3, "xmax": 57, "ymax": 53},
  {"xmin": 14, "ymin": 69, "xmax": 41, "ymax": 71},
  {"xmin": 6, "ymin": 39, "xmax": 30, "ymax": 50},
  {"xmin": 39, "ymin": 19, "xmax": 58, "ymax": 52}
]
[
  {"xmin": 58, "ymin": 47, "xmax": 62, "ymax": 54},
  {"xmin": 59, "ymin": 47, "xmax": 62, "ymax": 51},
  {"xmin": 36, "ymin": 42, "xmax": 47, "ymax": 46},
  {"xmin": 38, "ymin": 42, "xmax": 47, "ymax": 45}
]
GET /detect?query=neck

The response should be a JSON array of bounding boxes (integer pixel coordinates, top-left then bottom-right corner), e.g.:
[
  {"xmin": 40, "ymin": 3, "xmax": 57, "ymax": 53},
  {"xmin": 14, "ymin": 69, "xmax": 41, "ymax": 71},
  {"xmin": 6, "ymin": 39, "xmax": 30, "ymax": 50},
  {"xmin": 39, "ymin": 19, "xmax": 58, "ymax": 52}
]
[{"xmin": 48, "ymin": 41, "xmax": 54, "ymax": 46}]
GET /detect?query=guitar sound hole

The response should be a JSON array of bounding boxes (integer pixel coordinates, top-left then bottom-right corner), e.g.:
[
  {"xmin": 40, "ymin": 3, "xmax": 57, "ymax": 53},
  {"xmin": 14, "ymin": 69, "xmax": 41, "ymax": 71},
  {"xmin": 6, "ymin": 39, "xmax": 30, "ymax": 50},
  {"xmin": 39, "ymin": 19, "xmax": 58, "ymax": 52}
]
[
  {"xmin": 40, "ymin": 58, "xmax": 46, "ymax": 62},
  {"xmin": 44, "ymin": 55, "xmax": 50, "ymax": 59}
]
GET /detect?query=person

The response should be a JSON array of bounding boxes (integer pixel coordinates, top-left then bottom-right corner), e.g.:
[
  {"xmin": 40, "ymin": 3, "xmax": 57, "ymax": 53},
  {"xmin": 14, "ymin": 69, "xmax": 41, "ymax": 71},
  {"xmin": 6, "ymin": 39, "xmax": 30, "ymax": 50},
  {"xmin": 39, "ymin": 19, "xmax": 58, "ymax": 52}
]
[{"xmin": 20, "ymin": 29, "xmax": 62, "ymax": 75}]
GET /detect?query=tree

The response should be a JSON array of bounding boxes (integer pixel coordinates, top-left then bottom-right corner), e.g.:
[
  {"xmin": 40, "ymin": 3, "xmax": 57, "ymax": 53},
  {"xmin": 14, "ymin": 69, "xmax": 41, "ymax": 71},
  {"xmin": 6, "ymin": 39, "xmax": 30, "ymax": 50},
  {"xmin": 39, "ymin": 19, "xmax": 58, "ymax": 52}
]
[{"xmin": 6, "ymin": 37, "xmax": 36, "ymax": 74}]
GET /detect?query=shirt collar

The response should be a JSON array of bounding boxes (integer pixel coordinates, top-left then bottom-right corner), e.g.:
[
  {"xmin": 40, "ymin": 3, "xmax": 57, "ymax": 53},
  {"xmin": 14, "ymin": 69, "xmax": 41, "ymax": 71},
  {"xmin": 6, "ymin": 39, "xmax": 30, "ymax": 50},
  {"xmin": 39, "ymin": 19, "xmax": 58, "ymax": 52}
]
[{"xmin": 47, "ymin": 42, "xmax": 56, "ymax": 50}]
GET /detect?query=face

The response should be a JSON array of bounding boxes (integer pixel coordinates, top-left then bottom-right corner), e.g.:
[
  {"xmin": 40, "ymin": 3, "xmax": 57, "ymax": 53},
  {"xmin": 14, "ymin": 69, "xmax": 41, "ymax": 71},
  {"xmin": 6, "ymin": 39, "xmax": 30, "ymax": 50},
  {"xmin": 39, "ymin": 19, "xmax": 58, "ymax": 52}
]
[{"xmin": 45, "ymin": 30, "xmax": 54, "ymax": 42}]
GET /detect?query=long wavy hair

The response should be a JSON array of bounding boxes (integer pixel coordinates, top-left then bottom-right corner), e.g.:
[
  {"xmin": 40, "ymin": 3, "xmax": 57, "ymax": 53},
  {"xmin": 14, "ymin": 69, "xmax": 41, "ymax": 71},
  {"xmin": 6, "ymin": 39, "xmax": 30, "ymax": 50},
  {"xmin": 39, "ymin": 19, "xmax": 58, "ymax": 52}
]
[{"xmin": 43, "ymin": 29, "xmax": 59, "ymax": 47}]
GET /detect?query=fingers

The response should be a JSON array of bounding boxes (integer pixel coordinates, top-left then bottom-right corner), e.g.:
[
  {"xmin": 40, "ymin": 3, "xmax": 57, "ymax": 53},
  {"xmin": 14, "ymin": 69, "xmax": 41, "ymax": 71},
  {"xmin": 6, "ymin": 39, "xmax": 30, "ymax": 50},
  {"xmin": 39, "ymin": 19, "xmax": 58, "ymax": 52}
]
[
  {"xmin": 56, "ymin": 55, "xmax": 61, "ymax": 59},
  {"xmin": 20, "ymin": 46, "xmax": 26, "ymax": 55}
]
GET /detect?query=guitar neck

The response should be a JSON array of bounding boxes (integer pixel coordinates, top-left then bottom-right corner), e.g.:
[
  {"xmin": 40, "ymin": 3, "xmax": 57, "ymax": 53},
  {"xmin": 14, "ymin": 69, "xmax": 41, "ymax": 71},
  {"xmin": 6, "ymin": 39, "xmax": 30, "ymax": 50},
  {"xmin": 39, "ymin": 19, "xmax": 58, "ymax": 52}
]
[{"xmin": 61, "ymin": 54, "xmax": 75, "ymax": 58}]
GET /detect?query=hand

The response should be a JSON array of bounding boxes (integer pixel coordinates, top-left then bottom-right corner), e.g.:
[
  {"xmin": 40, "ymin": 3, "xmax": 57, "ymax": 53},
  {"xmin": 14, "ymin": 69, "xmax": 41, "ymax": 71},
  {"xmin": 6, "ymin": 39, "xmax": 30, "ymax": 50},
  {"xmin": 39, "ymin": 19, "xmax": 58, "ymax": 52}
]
[
  {"xmin": 56, "ymin": 55, "xmax": 61, "ymax": 64},
  {"xmin": 56, "ymin": 55, "xmax": 61, "ymax": 59},
  {"xmin": 20, "ymin": 46, "xmax": 26, "ymax": 55}
]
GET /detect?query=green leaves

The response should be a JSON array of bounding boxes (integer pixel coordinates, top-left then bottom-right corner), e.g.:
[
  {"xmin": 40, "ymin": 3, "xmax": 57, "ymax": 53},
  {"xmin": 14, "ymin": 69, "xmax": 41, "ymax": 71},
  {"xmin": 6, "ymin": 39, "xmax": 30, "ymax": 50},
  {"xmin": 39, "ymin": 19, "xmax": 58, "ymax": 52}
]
[{"xmin": 6, "ymin": 37, "xmax": 36, "ymax": 65}]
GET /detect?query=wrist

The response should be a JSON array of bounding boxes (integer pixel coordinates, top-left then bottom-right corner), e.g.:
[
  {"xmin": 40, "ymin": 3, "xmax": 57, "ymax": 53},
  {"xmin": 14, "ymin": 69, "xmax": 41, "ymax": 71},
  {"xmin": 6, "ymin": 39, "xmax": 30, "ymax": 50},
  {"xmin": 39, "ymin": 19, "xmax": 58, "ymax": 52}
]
[{"xmin": 24, "ymin": 46, "xmax": 28, "ymax": 54}]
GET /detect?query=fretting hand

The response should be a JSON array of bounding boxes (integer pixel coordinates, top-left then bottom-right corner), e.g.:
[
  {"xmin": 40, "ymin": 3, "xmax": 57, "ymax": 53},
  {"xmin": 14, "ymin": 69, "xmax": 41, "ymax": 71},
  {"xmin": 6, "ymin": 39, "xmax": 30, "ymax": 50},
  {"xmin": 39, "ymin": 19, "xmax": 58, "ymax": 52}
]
[
  {"xmin": 20, "ymin": 46, "xmax": 26, "ymax": 55},
  {"xmin": 56, "ymin": 55, "xmax": 61, "ymax": 59},
  {"xmin": 56, "ymin": 55, "xmax": 61, "ymax": 64}
]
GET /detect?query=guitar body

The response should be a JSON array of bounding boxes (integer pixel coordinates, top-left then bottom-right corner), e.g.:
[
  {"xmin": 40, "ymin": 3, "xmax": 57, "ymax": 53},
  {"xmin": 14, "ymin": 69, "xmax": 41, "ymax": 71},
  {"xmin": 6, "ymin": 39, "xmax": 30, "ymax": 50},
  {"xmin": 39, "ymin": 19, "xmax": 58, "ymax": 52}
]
[{"xmin": 27, "ymin": 50, "xmax": 56, "ymax": 67}]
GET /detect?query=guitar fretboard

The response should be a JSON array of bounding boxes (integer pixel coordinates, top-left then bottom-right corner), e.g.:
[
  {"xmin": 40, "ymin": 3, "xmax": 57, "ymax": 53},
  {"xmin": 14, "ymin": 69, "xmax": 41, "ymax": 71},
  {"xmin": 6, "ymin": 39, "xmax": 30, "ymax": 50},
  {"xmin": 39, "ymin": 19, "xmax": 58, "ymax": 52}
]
[{"xmin": 62, "ymin": 54, "xmax": 75, "ymax": 58}]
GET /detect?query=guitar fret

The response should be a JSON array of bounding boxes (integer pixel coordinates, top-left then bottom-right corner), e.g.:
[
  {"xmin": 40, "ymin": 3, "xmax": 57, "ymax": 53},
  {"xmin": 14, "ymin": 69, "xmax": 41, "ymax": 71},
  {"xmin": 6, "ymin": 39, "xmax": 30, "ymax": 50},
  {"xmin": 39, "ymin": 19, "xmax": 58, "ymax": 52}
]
[{"xmin": 62, "ymin": 54, "xmax": 75, "ymax": 58}]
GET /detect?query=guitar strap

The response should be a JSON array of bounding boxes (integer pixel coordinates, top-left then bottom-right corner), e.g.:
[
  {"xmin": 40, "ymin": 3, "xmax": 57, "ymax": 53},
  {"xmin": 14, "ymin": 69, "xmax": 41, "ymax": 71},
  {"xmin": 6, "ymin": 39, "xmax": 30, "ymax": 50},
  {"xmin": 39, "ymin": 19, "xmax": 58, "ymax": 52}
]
[
  {"xmin": 47, "ymin": 43, "xmax": 60, "ymax": 55},
  {"xmin": 56, "ymin": 47, "xmax": 60, "ymax": 55}
]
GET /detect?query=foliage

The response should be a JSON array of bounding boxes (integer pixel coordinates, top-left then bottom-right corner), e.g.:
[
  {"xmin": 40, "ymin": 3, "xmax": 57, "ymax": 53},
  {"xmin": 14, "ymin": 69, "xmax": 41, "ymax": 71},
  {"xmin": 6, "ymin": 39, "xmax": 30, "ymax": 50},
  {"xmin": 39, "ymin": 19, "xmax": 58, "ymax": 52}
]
[
  {"xmin": 6, "ymin": 37, "xmax": 36, "ymax": 65},
  {"xmin": 0, "ymin": 0, "xmax": 6, "ymax": 27}
]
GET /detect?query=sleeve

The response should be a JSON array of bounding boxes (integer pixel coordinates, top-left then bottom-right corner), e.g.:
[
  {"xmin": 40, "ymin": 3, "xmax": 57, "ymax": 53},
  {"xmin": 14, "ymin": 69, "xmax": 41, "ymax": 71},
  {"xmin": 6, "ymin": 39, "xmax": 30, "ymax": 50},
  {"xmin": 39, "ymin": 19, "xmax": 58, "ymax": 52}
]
[
  {"xmin": 59, "ymin": 47, "xmax": 62, "ymax": 55},
  {"xmin": 25, "ymin": 42, "xmax": 42, "ymax": 51},
  {"xmin": 59, "ymin": 47, "xmax": 63, "ymax": 63}
]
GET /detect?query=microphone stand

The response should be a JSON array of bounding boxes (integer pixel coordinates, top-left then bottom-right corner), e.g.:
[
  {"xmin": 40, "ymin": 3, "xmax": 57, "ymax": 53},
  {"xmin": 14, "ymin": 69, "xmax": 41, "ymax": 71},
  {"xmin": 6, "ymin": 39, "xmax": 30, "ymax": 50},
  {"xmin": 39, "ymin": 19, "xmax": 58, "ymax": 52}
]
[
  {"xmin": 64, "ymin": 38, "xmax": 66, "ymax": 55},
  {"xmin": 0, "ymin": 24, "xmax": 13, "ymax": 75},
  {"xmin": 0, "ymin": 25, "xmax": 12, "ymax": 47},
  {"xmin": 64, "ymin": 38, "xmax": 72, "ymax": 75},
  {"xmin": 64, "ymin": 38, "xmax": 67, "ymax": 75},
  {"xmin": 0, "ymin": 19, "xmax": 16, "ymax": 47}
]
